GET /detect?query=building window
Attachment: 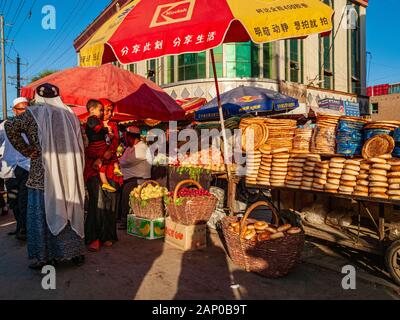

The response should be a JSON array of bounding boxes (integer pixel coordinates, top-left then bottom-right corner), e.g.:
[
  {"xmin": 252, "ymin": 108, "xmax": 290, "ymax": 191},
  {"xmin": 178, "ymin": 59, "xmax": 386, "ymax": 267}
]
[
  {"xmin": 210, "ymin": 46, "xmax": 223, "ymax": 78},
  {"xmin": 225, "ymin": 42, "xmax": 260, "ymax": 78},
  {"xmin": 285, "ymin": 39, "xmax": 303, "ymax": 83},
  {"xmin": 147, "ymin": 59, "xmax": 156, "ymax": 83},
  {"xmin": 319, "ymin": 0, "xmax": 334, "ymax": 90},
  {"xmin": 263, "ymin": 43, "xmax": 273, "ymax": 79},
  {"xmin": 166, "ymin": 56, "xmax": 175, "ymax": 84},
  {"xmin": 178, "ymin": 53, "xmax": 206, "ymax": 81},
  {"xmin": 348, "ymin": 2, "xmax": 361, "ymax": 94},
  {"xmin": 128, "ymin": 63, "xmax": 137, "ymax": 74},
  {"xmin": 371, "ymin": 103, "xmax": 379, "ymax": 114}
]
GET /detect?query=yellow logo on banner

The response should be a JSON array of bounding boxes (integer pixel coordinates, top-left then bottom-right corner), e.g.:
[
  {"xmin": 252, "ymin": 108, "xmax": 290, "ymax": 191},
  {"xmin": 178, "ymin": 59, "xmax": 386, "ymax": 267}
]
[
  {"xmin": 226, "ymin": 0, "xmax": 334, "ymax": 43},
  {"xmin": 150, "ymin": 0, "xmax": 196, "ymax": 28}
]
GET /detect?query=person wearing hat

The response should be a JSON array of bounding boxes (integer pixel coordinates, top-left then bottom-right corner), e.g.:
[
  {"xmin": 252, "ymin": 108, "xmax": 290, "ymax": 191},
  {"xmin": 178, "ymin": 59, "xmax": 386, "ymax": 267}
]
[
  {"xmin": 0, "ymin": 97, "xmax": 31, "ymax": 240},
  {"xmin": 5, "ymin": 83, "xmax": 86, "ymax": 269},
  {"xmin": 118, "ymin": 125, "xmax": 152, "ymax": 230}
]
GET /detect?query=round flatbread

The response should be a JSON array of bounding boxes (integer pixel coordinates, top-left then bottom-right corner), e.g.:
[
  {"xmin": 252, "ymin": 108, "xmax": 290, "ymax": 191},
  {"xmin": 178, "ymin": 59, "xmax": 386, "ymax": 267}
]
[
  {"xmin": 286, "ymin": 171, "xmax": 303, "ymax": 177},
  {"xmin": 288, "ymin": 167, "xmax": 303, "ymax": 173},
  {"xmin": 329, "ymin": 162, "xmax": 345, "ymax": 169},
  {"xmin": 339, "ymin": 186, "xmax": 354, "ymax": 193},
  {"xmin": 325, "ymin": 183, "xmax": 340, "ymax": 190},
  {"xmin": 389, "ymin": 184, "xmax": 400, "ymax": 190},
  {"xmin": 387, "ymin": 190, "xmax": 400, "ymax": 196},
  {"xmin": 328, "ymin": 168, "xmax": 343, "ymax": 175},
  {"xmin": 303, "ymin": 171, "xmax": 315, "ymax": 177},
  {"xmin": 286, "ymin": 177, "xmax": 303, "ymax": 183},
  {"xmin": 342, "ymin": 180, "xmax": 357, "ymax": 187},
  {"xmin": 369, "ymin": 175, "xmax": 388, "ymax": 182},
  {"xmin": 314, "ymin": 168, "xmax": 328, "ymax": 175},
  {"xmin": 342, "ymin": 169, "xmax": 360, "ymax": 176},
  {"xmin": 271, "ymin": 171, "xmax": 287, "ymax": 177},
  {"xmin": 389, "ymin": 196, "xmax": 400, "ymax": 200},
  {"xmin": 391, "ymin": 166, "xmax": 400, "ymax": 172},
  {"xmin": 354, "ymin": 186, "xmax": 369, "ymax": 193},
  {"xmin": 316, "ymin": 162, "xmax": 330, "ymax": 169},
  {"xmin": 369, "ymin": 193, "xmax": 389, "ymax": 199},
  {"xmin": 312, "ymin": 183, "xmax": 325, "ymax": 190},
  {"xmin": 272, "ymin": 162, "xmax": 289, "ymax": 168},
  {"xmin": 302, "ymin": 176, "xmax": 314, "ymax": 182},
  {"xmin": 345, "ymin": 159, "xmax": 361, "ymax": 166},
  {"xmin": 368, "ymin": 158, "xmax": 387, "ymax": 164},
  {"xmin": 356, "ymin": 180, "xmax": 369, "ymax": 186},
  {"xmin": 360, "ymin": 163, "xmax": 371, "ymax": 170},
  {"xmin": 343, "ymin": 165, "xmax": 360, "ymax": 172},
  {"xmin": 369, "ymin": 169, "xmax": 388, "ymax": 176},
  {"xmin": 353, "ymin": 192, "xmax": 369, "ymax": 197},
  {"xmin": 328, "ymin": 173, "xmax": 342, "ymax": 179},
  {"xmin": 303, "ymin": 166, "xmax": 316, "ymax": 173},
  {"xmin": 326, "ymin": 178, "xmax": 340, "ymax": 185},
  {"xmin": 389, "ymin": 178, "xmax": 400, "ymax": 184},
  {"xmin": 371, "ymin": 163, "xmax": 391, "ymax": 170},
  {"xmin": 357, "ymin": 174, "xmax": 369, "ymax": 180},
  {"xmin": 341, "ymin": 174, "xmax": 357, "ymax": 182},
  {"xmin": 330, "ymin": 157, "xmax": 346, "ymax": 163},
  {"xmin": 388, "ymin": 159, "xmax": 400, "ymax": 166},
  {"xmin": 369, "ymin": 187, "xmax": 388, "ymax": 193},
  {"xmin": 271, "ymin": 148, "xmax": 290, "ymax": 154},
  {"xmin": 288, "ymin": 162, "xmax": 305, "ymax": 168},
  {"xmin": 378, "ymin": 154, "xmax": 392, "ymax": 160},
  {"xmin": 286, "ymin": 181, "xmax": 302, "ymax": 187},
  {"xmin": 314, "ymin": 178, "xmax": 327, "ymax": 185},
  {"xmin": 388, "ymin": 172, "xmax": 400, "ymax": 178}
]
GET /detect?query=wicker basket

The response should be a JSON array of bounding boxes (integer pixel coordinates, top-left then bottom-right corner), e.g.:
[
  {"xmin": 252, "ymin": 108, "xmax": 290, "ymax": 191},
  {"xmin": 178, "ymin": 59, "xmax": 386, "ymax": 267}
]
[
  {"xmin": 166, "ymin": 179, "xmax": 218, "ymax": 225},
  {"xmin": 222, "ymin": 201, "xmax": 305, "ymax": 278},
  {"xmin": 130, "ymin": 180, "xmax": 165, "ymax": 219}
]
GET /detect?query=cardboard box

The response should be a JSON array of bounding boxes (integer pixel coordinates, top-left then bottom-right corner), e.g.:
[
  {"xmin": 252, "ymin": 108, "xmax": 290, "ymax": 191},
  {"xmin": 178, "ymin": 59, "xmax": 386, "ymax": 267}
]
[
  {"xmin": 164, "ymin": 217, "xmax": 207, "ymax": 251},
  {"xmin": 127, "ymin": 215, "xmax": 165, "ymax": 240}
]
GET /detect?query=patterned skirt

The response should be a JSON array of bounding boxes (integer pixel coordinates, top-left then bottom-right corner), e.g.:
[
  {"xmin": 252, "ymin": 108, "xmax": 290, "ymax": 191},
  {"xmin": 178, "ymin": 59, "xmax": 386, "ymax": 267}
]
[{"xmin": 27, "ymin": 188, "xmax": 86, "ymax": 262}]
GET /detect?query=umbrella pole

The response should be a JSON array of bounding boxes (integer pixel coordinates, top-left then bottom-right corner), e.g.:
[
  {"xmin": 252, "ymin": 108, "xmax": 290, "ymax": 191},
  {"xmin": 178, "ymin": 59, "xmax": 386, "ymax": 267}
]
[{"xmin": 210, "ymin": 49, "xmax": 232, "ymax": 181}]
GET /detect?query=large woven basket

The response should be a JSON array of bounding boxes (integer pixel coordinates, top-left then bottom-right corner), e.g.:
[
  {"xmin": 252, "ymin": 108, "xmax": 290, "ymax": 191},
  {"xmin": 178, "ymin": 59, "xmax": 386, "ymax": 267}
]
[
  {"xmin": 130, "ymin": 180, "xmax": 165, "ymax": 220},
  {"xmin": 166, "ymin": 179, "xmax": 218, "ymax": 225},
  {"xmin": 222, "ymin": 201, "xmax": 305, "ymax": 278}
]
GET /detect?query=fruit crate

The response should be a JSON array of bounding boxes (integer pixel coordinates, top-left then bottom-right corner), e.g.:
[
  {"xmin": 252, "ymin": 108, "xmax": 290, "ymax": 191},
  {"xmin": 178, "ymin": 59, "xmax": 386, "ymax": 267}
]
[{"xmin": 127, "ymin": 215, "xmax": 165, "ymax": 240}]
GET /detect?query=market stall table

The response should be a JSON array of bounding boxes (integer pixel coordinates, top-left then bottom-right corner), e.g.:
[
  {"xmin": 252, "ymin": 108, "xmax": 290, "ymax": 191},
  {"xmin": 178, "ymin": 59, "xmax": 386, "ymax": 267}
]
[{"xmin": 244, "ymin": 182, "xmax": 400, "ymax": 285}]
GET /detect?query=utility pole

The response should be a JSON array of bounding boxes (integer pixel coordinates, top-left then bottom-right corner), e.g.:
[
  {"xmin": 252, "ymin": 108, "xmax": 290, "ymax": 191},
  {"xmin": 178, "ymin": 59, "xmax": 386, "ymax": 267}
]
[
  {"xmin": 16, "ymin": 54, "xmax": 20, "ymax": 97},
  {"xmin": 1, "ymin": 16, "xmax": 7, "ymax": 120}
]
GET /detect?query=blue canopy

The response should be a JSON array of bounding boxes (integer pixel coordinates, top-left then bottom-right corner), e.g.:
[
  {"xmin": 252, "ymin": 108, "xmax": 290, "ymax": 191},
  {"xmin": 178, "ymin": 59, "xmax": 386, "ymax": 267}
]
[{"xmin": 195, "ymin": 86, "xmax": 299, "ymax": 121}]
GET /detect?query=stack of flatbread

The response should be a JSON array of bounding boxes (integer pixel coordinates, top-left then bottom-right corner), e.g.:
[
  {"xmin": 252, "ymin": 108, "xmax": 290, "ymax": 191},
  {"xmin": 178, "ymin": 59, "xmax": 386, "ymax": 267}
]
[
  {"xmin": 270, "ymin": 148, "xmax": 290, "ymax": 187},
  {"xmin": 285, "ymin": 153, "xmax": 308, "ymax": 189},
  {"xmin": 292, "ymin": 128, "xmax": 313, "ymax": 153},
  {"xmin": 263, "ymin": 119, "xmax": 297, "ymax": 151},
  {"xmin": 245, "ymin": 150, "xmax": 262, "ymax": 185},
  {"xmin": 388, "ymin": 158, "xmax": 400, "ymax": 200},
  {"xmin": 241, "ymin": 121, "xmax": 269, "ymax": 152},
  {"xmin": 311, "ymin": 114, "xmax": 340, "ymax": 155},
  {"xmin": 257, "ymin": 145, "xmax": 272, "ymax": 186},
  {"xmin": 338, "ymin": 159, "xmax": 362, "ymax": 195},
  {"xmin": 325, "ymin": 157, "xmax": 346, "ymax": 193},
  {"xmin": 312, "ymin": 160, "xmax": 330, "ymax": 191},
  {"xmin": 368, "ymin": 155, "xmax": 392, "ymax": 199},
  {"xmin": 353, "ymin": 160, "xmax": 370, "ymax": 197},
  {"xmin": 301, "ymin": 154, "xmax": 321, "ymax": 190}
]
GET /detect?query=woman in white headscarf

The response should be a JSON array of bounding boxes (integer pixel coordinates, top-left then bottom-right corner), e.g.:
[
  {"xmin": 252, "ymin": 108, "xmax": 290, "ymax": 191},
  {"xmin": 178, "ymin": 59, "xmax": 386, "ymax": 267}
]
[{"xmin": 5, "ymin": 83, "xmax": 86, "ymax": 269}]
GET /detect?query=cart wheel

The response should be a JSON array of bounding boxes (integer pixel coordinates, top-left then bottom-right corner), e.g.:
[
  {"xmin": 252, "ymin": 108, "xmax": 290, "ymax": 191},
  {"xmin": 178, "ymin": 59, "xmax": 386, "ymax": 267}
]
[{"xmin": 385, "ymin": 240, "xmax": 400, "ymax": 286}]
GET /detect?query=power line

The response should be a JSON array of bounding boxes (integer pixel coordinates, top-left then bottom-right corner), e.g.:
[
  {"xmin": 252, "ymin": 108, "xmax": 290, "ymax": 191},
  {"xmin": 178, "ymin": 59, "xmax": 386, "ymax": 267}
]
[
  {"xmin": 25, "ymin": 0, "xmax": 85, "ymax": 75},
  {"xmin": 6, "ymin": 0, "xmax": 25, "ymax": 40},
  {"xmin": 3, "ymin": 0, "xmax": 12, "ymax": 19},
  {"xmin": 0, "ymin": 1, "xmax": 6, "ymax": 14},
  {"xmin": 7, "ymin": 0, "xmax": 37, "ymax": 57}
]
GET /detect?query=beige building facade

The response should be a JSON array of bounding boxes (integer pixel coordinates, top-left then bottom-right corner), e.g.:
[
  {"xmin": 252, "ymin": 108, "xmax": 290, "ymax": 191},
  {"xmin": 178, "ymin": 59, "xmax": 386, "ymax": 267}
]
[
  {"xmin": 370, "ymin": 94, "xmax": 400, "ymax": 121},
  {"xmin": 75, "ymin": 0, "xmax": 368, "ymax": 114}
]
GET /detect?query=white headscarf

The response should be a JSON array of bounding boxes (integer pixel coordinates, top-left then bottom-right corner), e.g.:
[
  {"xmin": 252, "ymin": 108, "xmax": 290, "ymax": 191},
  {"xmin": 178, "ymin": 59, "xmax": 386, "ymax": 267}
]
[{"xmin": 28, "ymin": 94, "xmax": 85, "ymax": 238}]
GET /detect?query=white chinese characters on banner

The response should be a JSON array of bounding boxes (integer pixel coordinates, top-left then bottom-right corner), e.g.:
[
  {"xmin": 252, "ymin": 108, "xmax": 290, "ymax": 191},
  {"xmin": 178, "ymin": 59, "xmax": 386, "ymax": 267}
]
[{"xmin": 121, "ymin": 31, "xmax": 218, "ymax": 56}]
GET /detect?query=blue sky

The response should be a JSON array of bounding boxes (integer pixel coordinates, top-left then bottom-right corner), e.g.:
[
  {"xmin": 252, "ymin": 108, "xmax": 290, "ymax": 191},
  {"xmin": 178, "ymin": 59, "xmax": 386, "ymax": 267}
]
[{"xmin": 0, "ymin": 0, "xmax": 398, "ymax": 117}]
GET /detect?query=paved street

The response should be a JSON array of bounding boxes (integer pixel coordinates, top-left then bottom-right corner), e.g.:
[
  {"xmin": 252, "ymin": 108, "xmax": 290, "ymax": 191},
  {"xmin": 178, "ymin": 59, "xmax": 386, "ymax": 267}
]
[{"xmin": 0, "ymin": 214, "xmax": 398, "ymax": 300}]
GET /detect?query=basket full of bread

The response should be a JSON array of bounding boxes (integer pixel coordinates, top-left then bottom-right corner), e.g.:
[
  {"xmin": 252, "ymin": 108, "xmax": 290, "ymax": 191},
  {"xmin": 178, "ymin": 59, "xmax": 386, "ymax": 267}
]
[
  {"xmin": 165, "ymin": 179, "xmax": 218, "ymax": 225},
  {"xmin": 130, "ymin": 180, "xmax": 169, "ymax": 219},
  {"xmin": 222, "ymin": 201, "xmax": 304, "ymax": 278}
]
